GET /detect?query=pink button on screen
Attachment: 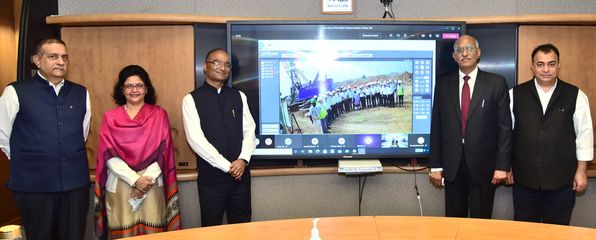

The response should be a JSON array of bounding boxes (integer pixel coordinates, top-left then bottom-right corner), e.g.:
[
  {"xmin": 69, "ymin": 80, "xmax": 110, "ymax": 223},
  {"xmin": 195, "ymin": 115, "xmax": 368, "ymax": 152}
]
[{"xmin": 442, "ymin": 33, "xmax": 460, "ymax": 39}]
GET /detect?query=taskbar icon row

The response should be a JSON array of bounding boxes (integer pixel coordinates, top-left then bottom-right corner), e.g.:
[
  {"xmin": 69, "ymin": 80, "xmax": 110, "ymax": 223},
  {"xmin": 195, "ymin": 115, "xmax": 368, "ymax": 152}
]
[
  {"xmin": 255, "ymin": 133, "xmax": 428, "ymax": 150},
  {"xmin": 293, "ymin": 148, "xmax": 364, "ymax": 155}
]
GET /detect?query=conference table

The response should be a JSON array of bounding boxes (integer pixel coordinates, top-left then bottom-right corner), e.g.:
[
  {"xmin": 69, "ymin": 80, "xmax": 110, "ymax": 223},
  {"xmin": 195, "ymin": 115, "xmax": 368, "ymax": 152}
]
[{"xmin": 122, "ymin": 216, "xmax": 596, "ymax": 240}]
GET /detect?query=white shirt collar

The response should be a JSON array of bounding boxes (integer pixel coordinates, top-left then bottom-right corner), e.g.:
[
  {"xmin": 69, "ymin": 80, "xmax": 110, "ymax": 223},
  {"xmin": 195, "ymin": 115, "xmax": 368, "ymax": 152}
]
[
  {"xmin": 533, "ymin": 77, "xmax": 558, "ymax": 114},
  {"xmin": 459, "ymin": 66, "xmax": 479, "ymax": 82},
  {"xmin": 37, "ymin": 71, "xmax": 65, "ymax": 96},
  {"xmin": 533, "ymin": 77, "xmax": 558, "ymax": 94}
]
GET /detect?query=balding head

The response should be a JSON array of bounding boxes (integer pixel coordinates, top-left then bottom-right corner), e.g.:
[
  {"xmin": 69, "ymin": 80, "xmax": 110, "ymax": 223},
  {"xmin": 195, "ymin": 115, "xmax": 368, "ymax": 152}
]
[
  {"xmin": 453, "ymin": 35, "xmax": 479, "ymax": 52},
  {"xmin": 452, "ymin": 35, "xmax": 481, "ymax": 74}
]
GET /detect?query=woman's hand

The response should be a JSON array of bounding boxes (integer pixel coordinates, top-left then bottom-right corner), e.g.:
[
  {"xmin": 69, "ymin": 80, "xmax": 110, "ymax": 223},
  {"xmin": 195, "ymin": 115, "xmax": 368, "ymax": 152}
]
[
  {"xmin": 132, "ymin": 188, "xmax": 145, "ymax": 199},
  {"xmin": 134, "ymin": 176, "xmax": 154, "ymax": 193}
]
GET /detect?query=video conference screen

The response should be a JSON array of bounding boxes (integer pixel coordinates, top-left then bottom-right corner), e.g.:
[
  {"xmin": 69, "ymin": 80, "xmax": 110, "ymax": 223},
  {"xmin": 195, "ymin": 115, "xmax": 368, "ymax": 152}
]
[{"xmin": 228, "ymin": 21, "xmax": 465, "ymax": 160}]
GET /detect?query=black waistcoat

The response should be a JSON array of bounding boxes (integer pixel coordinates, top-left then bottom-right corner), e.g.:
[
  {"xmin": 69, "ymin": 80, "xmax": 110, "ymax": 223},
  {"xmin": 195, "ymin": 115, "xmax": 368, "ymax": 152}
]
[
  {"xmin": 512, "ymin": 79, "xmax": 578, "ymax": 190},
  {"xmin": 191, "ymin": 84, "xmax": 245, "ymax": 184}
]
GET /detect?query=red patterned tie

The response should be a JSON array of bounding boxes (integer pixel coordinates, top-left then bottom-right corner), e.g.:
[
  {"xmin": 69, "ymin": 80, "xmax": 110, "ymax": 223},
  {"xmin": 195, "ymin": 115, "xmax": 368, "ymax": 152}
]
[{"xmin": 461, "ymin": 75, "xmax": 470, "ymax": 136}]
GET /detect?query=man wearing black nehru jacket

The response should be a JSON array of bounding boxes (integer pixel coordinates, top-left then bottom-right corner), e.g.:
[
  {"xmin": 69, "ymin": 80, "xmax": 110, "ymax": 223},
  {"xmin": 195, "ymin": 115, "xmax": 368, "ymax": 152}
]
[
  {"xmin": 507, "ymin": 43, "xmax": 593, "ymax": 225},
  {"xmin": 182, "ymin": 48, "xmax": 257, "ymax": 226}
]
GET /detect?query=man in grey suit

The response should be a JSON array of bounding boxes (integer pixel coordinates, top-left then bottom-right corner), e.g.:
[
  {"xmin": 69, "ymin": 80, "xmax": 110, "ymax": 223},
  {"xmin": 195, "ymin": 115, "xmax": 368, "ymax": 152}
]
[{"xmin": 429, "ymin": 35, "xmax": 512, "ymax": 218}]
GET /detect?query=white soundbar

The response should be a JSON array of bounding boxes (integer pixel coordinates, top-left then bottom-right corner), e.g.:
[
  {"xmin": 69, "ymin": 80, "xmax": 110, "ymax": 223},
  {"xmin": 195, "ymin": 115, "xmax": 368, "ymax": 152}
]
[{"xmin": 338, "ymin": 159, "xmax": 383, "ymax": 174}]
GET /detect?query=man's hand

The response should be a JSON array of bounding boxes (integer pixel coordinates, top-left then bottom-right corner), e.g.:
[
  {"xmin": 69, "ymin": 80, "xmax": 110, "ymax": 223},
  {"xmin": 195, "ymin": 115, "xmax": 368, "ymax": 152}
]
[
  {"xmin": 229, "ymin": 159, "xmax": 247, "ymax": 180},
  {"xmin": 491, "ymin": 170, "xmax": 508, "ymax": 185},
  {"xmin": 134, "ymin": 176, "xmax": 154, "ymax": 193},
  {"xmin": 429, "ymin": 171, "xmax": 443, "ymax": 187},
  {"xmin": 573, "ymin": 162, "xmax": 588, "ymax": 193},
  {"xmin": 505, "ymin": 169, "xmax": 514, "ymax": 185}
]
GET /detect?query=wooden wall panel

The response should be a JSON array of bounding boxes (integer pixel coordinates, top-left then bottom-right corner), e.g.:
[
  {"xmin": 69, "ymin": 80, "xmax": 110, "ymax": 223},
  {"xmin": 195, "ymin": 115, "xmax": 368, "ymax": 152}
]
[
  {"xmin": 0, "ymin": 0, "xmax": 20, "ymax": 226},
  {"xmin": 0, "ymin": 1, "xmax": 17, "ymax": 90},
  {"xmin": 61, "ymin": 25, "xmax": 196, "ymax": 169},
  {"xmin": 518, "ymin": 25, "xmax": 596, "ymax": 162}
]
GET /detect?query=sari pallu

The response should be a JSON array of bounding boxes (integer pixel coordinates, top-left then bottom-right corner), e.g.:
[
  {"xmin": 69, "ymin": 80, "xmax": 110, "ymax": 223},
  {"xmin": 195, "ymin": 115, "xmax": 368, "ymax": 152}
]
[{"xmin": 94, "ymin": 104, "xmax": 180, "ymax": 239}]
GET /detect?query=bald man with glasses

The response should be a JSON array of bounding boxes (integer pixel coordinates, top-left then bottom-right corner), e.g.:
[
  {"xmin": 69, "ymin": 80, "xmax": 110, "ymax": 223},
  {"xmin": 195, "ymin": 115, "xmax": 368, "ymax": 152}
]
[{"xmin": 182, "ymin": 48, "xmax": 257, "ymax": 226}]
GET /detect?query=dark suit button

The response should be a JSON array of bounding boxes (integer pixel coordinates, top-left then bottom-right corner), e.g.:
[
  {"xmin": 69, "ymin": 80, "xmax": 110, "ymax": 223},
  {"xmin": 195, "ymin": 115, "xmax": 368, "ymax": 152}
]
[{"xmin": 229, "ymin": 140, "xmax": 233, "ymax": 144}]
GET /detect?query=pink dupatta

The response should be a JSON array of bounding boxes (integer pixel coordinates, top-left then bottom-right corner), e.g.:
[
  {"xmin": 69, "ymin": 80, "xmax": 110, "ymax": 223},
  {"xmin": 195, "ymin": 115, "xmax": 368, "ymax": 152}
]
[{"xmin": 94, "ymin": 104, "xmax": 180, "ymax": 239}]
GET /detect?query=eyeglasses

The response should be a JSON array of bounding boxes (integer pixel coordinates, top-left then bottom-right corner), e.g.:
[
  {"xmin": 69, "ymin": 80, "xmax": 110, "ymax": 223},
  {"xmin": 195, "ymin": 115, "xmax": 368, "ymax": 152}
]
[
  {"xmin": 455, "ymin": 45, "xmax": 477, "ymax": 54},
  {"xmin": 123, "ymin": 83, "xmax": 145, "ymax": 91},
  {"xmin": 206, "ymin": 60, "xmax": 232, "ymax": 69}
]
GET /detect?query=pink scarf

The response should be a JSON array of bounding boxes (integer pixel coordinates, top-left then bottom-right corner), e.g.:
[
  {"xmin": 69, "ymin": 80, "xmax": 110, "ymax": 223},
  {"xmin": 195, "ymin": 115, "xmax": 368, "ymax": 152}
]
[{"xmin": 94, "ymin": 104, "xmax": 180, "ymax": 239}]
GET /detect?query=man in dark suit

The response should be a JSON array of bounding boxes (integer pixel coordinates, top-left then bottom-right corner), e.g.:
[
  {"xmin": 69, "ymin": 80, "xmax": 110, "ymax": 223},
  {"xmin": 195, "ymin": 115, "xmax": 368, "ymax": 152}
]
[
  {"xmin": 429, "ymin": 35, "xmax": 512, "ymax": 218},
  {"xmin": 507, "ymin": 44, "xmax": 592, "ymax": 225}
]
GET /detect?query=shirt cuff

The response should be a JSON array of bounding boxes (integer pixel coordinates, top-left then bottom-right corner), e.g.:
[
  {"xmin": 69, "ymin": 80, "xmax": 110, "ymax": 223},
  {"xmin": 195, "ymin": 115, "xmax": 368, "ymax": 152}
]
[
  {"xmin": 577, "ymin": 149, "xmax": 594, "ymax": 161},
  {"xmin": 430, "ymin": 168, "xmax": 443, "ymax": 172},
  {"xmin": 142, "ymin": 162, "xmax": 162, "ymax": 183},
  {"xmin": 1, "ymin": 148, "xmax": 9, "ymax": 160},
  {"xmin": 107, "ymin": 157, "xmax": 140, "ymax": 187}
]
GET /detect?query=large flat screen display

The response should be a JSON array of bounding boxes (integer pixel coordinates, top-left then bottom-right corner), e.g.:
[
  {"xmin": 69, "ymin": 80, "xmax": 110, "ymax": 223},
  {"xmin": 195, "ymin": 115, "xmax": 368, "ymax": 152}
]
[{"xmin": 228, "ymin": 21, "xmax": 465, "ymax": 159}]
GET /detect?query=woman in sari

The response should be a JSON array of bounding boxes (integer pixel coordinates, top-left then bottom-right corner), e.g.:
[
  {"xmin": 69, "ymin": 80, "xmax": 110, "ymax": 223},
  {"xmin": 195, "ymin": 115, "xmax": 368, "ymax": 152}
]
[{"xmin": 94, "ymin": 65, "xmax": 180, "ymax": 239}]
